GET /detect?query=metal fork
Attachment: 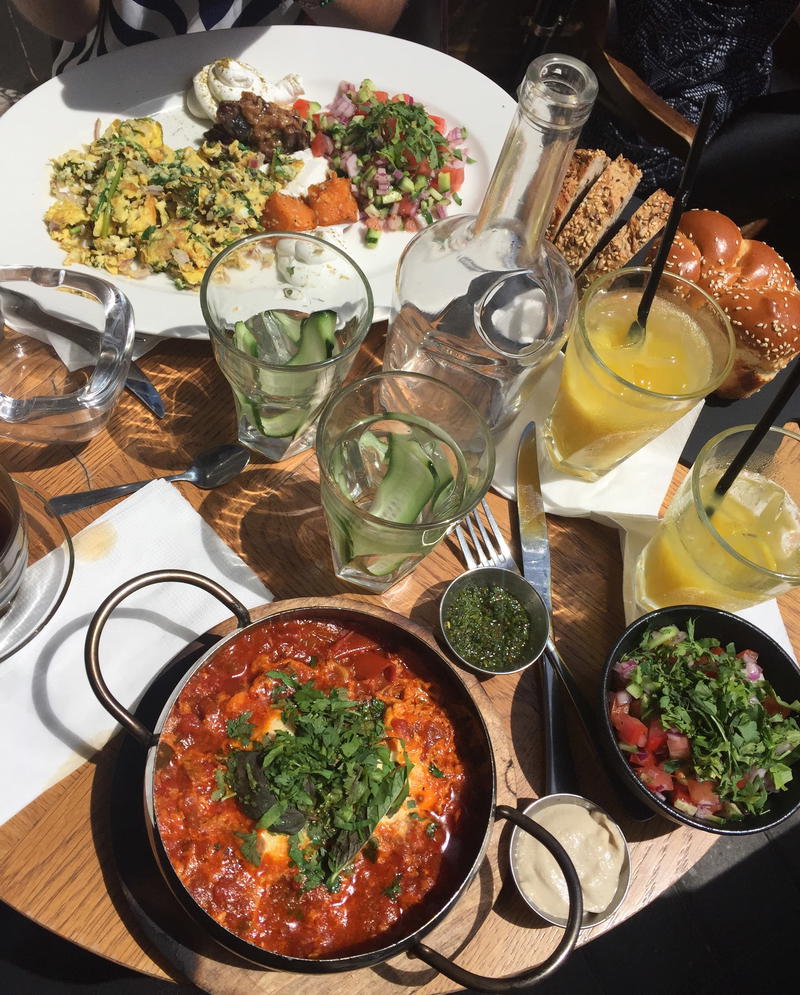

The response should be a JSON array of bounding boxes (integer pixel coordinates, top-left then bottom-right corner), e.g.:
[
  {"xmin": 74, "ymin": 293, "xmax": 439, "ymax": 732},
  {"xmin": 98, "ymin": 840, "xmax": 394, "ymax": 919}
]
[
  {"xmin": 454, "ymin": 496, "xmax": 654, "ymax": 819},
  {"xmin": 455, "ymin": 498, "xmax": 518, "ymax": 572}
]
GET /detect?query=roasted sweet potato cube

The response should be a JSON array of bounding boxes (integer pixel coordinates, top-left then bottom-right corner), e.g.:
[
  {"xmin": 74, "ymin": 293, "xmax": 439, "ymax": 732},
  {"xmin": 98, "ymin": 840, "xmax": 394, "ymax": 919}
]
[
  {"xmin": 261, "ymin": 192, "xmax": 316, "ymax": 232},
  {"xmin": 306, "ymin": 176, "xmax": 359, "ymax": 227}
]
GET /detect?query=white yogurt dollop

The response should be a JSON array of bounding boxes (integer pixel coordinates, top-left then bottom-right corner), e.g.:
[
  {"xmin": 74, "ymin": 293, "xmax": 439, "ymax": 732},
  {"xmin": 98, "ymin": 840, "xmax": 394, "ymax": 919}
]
[
  {"xmin": 282, "ymin": 149, "xmax": 330, "ymax": 198},
  {"xmin": 187, "ymin": 58, "xmax": 304, "ymax": 121}
]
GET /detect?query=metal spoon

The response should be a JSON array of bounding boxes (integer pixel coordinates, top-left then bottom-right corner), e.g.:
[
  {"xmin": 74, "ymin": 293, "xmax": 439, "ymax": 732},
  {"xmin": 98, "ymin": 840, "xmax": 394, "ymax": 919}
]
[{"xmin": 46, "ymin": 443, "xmax": 251, "ymax": 515}]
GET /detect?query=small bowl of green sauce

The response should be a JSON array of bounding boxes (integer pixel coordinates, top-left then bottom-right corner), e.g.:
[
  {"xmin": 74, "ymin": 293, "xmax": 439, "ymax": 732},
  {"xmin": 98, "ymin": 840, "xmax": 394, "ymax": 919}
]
[{"xmin": 439, "ymin": 566, "xmax": 550, "ymax": 676}]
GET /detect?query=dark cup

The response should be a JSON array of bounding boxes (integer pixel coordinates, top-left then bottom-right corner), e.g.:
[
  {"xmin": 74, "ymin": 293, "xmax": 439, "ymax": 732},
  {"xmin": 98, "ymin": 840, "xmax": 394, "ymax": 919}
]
[{"xmin": 0, "ymin": 465, "xmax": 28, "ymax": 616}]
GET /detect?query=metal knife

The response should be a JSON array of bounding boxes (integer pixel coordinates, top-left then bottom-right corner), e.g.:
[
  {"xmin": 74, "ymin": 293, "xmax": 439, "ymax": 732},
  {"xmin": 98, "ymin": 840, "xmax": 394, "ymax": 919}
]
[
  {"xmin": 517, "ymin": 421, "xmax": 579, "ymax": 797},
  {"xmin": 517, "ymin": 421, "xmax": 654, "ymax": 820},
  {"xmin": 0, "ymin": 286, "xmax": 165, "ymax": 418}
]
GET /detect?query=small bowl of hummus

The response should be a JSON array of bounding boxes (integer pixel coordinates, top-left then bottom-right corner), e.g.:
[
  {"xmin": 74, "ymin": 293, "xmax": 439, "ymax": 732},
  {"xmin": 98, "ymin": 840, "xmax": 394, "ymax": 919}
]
[{"xmin": 509, "ymin": 793, "xmax": 631, "ymax": 929}]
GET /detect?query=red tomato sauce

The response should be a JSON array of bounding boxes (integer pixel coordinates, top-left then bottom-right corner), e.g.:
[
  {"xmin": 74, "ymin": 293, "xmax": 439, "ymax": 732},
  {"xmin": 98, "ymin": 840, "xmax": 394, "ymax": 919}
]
[{"xmin": 153, "ymin": 618, "xmax": 471, "ymax": 958}]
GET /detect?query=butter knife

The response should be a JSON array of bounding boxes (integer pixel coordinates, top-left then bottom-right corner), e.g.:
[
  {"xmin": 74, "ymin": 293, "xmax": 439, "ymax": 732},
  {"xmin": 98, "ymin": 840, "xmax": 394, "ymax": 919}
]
[
  {"xmin": 0, "ymin": 287, "xmax": 164, "ymax": 418},
  {"xmin": 517, "ymin": 421, "xmax": 654, "ymax": 820},
  {"xmin": 517, "ymin": 421, "xmax": 578, "ymax": 796}
]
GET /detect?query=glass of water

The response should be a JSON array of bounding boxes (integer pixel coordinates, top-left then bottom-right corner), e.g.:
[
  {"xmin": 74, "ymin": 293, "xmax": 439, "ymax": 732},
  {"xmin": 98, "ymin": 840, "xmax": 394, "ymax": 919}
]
[
  {"xmin": 316, "ymin": 371, "xmax": 496, "ymax": 592},
  {"xmin": 201, "ymin": 232, "xmax": 373, "ymax": 461}
]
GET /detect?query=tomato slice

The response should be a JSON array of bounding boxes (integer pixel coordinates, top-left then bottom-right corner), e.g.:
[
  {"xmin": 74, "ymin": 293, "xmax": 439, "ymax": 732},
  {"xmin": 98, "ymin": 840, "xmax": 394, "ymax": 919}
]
[
  {"xmin": 612, "ymin": 711, "xmax": 648, "ymax": 748},
  {"xmin": 374, "ymin": 90, "xmax": 389, "ymax": 103},
  {"xmin": 429, "ymin": 114, "xmax": 446, "ymax": 133},
  {"xmin": 638, "ymin": 765, "xmax": 674, "ymax": 793},
  {"xmin": 310, "ymin": 132, "xmax": 328, "ymax": 157},
  {"xmin": 448, "ymin": 165, "xmax": 465, "ymax": 191},
  {"xmin": 686, "ymin": 779, "xmax": 721, "ymax": 811},
  {"xmin": 397, "ymin": 195, "xmax": 417, "ymax": 218},
  {"xmin": 293, "ymin": 98, "xmax": 312, "ymax": 119},
  {"xmin": 646, "ymin": 717, "xmax": 668, "ymax": 753},
  {"xmin": 672, "ymin": 783, "xmax": 693, "ymax": 807}
]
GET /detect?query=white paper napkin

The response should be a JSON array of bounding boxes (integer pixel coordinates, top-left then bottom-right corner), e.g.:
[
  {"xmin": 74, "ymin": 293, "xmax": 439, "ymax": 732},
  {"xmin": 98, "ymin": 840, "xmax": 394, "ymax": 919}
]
[
  {"xmin": 6, "ymin": 286, "xmax": 158, "ymax": 371},
  {"xmin": 491, "ymin": 353, "xmax": 703, "ymax": 526},
  {"xmin": 0, "ymin": 480, "xmax": 272, "ymax": 827}
]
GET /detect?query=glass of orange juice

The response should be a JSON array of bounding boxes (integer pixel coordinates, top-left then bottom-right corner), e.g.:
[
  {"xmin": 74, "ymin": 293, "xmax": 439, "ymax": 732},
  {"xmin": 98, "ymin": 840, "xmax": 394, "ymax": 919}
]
[
  {"xmin": 636, "ymin": 425, "xmax": 800, "ymax": 612},
  {"xmin": 543, "ymin": 267, "xmax": 735, "ymax": 480}
]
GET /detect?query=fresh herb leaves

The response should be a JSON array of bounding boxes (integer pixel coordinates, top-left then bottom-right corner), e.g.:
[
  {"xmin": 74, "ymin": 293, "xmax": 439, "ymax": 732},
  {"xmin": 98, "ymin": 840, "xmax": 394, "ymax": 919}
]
[
  {"xmin": 226, "ymin": 712, "xmax": 255, "ymax": 744},
  {"xmin": 383, "ymin": 874, "xmax": 403, "ymax": 900},
  {"xmin": 218, "ymin": 676, "xmax": 412, "ymax": 891}
]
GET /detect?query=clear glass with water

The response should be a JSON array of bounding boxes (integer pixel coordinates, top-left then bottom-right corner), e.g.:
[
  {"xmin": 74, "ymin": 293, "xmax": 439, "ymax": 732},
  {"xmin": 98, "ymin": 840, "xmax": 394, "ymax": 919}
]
[
  {"xmin": 317, "ymin": 372, "xmax": 495, "ymax": 592},
  {"xmin": 384, "ymin": 54, "xmax": 597, "ymax": 433}
]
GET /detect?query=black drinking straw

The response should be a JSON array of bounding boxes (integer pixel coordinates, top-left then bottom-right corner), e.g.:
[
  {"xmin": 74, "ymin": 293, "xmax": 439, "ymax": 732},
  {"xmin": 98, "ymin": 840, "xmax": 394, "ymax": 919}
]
[
  {"xmin": 629, "ymin": 92, "xmax": 719, "ymax": 340},
  {"xmin": 710, "ymin": 357, "xmax": 800, "ymax": 505}
]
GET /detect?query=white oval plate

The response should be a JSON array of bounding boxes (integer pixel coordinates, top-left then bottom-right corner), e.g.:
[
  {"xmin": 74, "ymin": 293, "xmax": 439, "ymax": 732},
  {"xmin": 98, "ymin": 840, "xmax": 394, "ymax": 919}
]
[{"xmin": 0, "ymin": 25, "xmax": 515, "ymax": 338}]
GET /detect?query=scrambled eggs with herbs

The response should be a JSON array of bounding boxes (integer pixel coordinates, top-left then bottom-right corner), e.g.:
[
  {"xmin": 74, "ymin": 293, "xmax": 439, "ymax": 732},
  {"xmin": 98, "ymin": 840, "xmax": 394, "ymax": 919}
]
[{"xmin": 45, "ymin": 117, "xmax": 300, "ymax": 289}]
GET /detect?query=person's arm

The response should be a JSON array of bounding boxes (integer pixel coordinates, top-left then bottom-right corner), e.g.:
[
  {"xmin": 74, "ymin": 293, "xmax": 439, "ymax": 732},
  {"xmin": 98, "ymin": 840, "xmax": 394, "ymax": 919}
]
[
  {"xmin": 299, "ymin": 0, "xmax": 407, "ymax": 34},
  {"xmin": 9, "ymin": 0, "xmax": 100, "ymax": 40}
]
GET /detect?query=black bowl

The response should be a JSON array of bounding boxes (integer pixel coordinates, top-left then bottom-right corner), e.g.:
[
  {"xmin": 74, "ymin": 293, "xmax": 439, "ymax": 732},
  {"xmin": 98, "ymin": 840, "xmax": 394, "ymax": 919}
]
[{"xmin": 599, "ymin": 605, "xmax": 800, "ymax": 836}]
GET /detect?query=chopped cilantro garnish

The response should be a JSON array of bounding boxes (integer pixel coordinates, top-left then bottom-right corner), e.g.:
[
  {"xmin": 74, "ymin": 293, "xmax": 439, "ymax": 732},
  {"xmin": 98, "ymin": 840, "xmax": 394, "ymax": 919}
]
[
  {"xmin": 383, "ymin": 874, "xmax": 403, "ymax": 900},
  {"xmin": 217, "ymin": 675, "xmax": 412, "ymax": 889},
  {"xmin": 226, "ymin": 712, "xmax": 255, "ymax": 744}
]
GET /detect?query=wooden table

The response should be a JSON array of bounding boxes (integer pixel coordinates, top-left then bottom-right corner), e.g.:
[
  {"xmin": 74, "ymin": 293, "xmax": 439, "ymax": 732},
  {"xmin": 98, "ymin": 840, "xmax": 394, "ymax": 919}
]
[{"xmin": 0, "ymin": 327, "xmax": 798, "ymax": 993}]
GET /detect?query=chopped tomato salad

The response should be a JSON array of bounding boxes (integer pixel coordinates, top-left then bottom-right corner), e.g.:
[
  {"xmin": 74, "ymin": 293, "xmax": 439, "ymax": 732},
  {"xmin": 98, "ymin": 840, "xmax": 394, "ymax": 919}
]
[
  {"xmin": 609, "ymin": 622, "xmax": 800, "ymax": 822},
  {"xmin": 295, "ymin": 78, "xmax": 471, "ymax": 247}
]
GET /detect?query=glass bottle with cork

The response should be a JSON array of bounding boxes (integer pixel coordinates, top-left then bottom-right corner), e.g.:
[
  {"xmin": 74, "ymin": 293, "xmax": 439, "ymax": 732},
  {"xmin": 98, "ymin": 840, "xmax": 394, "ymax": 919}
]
[{"xmin": 384, "ymin": 54, "xmax": 597, "ymax": 432}]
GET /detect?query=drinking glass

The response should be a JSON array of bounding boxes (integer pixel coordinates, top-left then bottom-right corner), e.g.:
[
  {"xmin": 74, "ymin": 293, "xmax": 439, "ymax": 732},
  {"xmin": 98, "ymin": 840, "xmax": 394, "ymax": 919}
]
[
  {"xmin": 201, "ymin": 232, "xmax": 373, "ymax": 461},
  {"xmin": 543, "ymin": 267, "xmax": 735, "ymax": 480},
  {"xmin": 635, "ymin": 425, "xmax": 800, "ymax": 612},
  {"xmin": 316, "ymin": 371, "xmax": 496, "ymax": 593},
  {"xmin": 0, "ymin": 463, "xmax": 28, "ymax": 616}
]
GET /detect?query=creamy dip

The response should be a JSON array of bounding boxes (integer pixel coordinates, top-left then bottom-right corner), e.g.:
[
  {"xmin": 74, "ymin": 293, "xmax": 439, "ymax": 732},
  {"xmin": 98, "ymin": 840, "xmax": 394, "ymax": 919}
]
[{"xmin": 514, "ymin": 802, "xmax": 626, "ymax": 920}]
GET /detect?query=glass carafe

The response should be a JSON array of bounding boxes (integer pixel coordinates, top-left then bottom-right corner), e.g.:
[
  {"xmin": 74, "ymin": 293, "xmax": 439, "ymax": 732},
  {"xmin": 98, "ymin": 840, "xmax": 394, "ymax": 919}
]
[{"xmin": 384, "ymin": 54, "xmax": 598, "ymax": 432}]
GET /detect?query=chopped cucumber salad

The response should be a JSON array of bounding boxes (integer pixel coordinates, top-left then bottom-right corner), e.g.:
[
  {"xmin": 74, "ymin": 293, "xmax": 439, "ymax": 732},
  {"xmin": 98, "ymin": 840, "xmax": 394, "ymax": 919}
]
[
  {"xmin": 314, "ymin": 79, "xmax": 471, "ymax": 247},
  {"xmin": 609, "ymin": 622, "xmax": 800, "ymax": 821}
]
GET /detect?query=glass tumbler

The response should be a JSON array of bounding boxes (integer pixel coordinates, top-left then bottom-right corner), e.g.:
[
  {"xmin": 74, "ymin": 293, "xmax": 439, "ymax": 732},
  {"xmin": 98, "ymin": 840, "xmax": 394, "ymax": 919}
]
[
  {"xmin": 316, "ymin": 371, "xmax": 496, "ymax": 593},
  {"xmin": 543, "ymin": 267, "xmax": 735, "ymax": 480},
  {"xmin": 635, "ymin": 425, "xmax": 800, "ymax": 612},
  {"xmin": 201, "ymin": 232, "xmax": 373, "ymax": 461}
]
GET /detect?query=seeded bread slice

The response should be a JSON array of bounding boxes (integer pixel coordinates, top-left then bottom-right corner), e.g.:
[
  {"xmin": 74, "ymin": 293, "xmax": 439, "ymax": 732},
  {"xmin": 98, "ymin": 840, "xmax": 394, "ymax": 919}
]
[
  {"xmin": 546, "ymin": 148, "xmax": 610, "ymax": 241},
  {"xmin": 554, "ymin": 156, "xmax": 643, "ymax": 272},
  {"xmin": 581, "ymin": 188, "xmax": 673, "ymax": 283}
]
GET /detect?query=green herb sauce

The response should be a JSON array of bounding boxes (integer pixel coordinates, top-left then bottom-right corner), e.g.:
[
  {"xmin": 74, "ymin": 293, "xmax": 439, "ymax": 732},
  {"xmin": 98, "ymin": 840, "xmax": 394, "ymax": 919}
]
[{"xmin": 445, "ymin": 584, "xmax": 530, "ymax": 672}]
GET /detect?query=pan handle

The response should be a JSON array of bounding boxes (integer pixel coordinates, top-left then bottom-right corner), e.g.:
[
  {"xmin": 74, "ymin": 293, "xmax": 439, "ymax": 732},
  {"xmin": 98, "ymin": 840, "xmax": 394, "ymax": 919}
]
[
  {"xmin": 85, "ymin": 569, "xmax": 252, "ymax": 747},
  {"xmin": 411, "ymin": 804, "xmax": 582, "ymax": 991}
]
